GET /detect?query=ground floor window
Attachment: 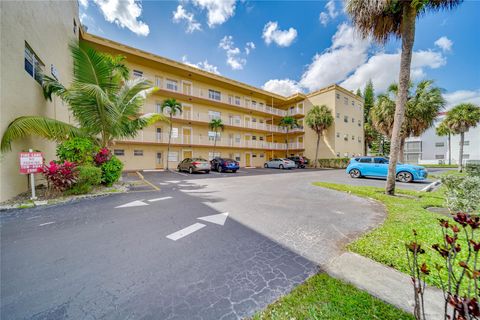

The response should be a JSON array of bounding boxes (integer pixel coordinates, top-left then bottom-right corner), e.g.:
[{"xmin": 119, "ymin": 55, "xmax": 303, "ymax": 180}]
[
  {"xmin": 114, "ymin": 149, "xmax": 125, "ymax": 156},
  {"xmin": 234, "ymin": 153, "xmax": 241, "ymax": 162},
  {"xmin": 208, "ymin": 152, "xmax": 221, "ymax": 160},
  {"xmin": 168, "ymin": 152, "xmax": 178, "ymax": 162},
  {"xmin": 134, "ymin": 150, "xmax": 143, "ymax": 156}
]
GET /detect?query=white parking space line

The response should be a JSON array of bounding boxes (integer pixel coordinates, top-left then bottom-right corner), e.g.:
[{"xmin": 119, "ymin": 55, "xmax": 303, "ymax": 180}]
[
  {"xmin": 172, "ymin": 171, "xmax": 189, "ymax": 177},
  {"xmin": 166, "ymin": 180, "xmax": 181, "ymax": 183},
  {"xmin": 148, "ymin": 196, "xmax": 172, "ymax": 202},
  {"xmin": 115, "ymin": 200, "xmax": 149, "ymax": 208},
  {"xmin": 166, "ymin": 223, "xmax": 206, "ymax": 241},
  {"xmin": 39, "ymin": 222, "xmax": 55, "ymax": 226}
]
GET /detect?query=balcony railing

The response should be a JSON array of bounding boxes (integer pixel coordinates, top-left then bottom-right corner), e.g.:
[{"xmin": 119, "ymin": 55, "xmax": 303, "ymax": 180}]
[
  {"xmin": 148, "ymin": 75, "xmax": 291, "ymax": 117},
  {"xmin": 121, "ymin": 133, "xmax": 304, "ymax": 150},
  {"xmin": 287, "ymin": 107, "xmax": 304, "ymax": 116}
]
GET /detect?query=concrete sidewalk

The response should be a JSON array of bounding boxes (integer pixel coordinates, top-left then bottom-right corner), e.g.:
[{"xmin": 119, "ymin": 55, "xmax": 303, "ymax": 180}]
[{"xmin": 326, "ymin": 252, "xmax": 445, "ymax": 320}]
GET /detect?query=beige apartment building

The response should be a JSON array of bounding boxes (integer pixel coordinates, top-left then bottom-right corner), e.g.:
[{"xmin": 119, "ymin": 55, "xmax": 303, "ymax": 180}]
[
  {"xmin": 0, "ymin": 1, "xmax": 79, "ymax": 201},
  {"xmin": 82, "ymin": 33, "xmax": 364, "ymax": 171},
  {"xmin": 0, "ymin": 1, "xmax": 363, "ymax": 201}
]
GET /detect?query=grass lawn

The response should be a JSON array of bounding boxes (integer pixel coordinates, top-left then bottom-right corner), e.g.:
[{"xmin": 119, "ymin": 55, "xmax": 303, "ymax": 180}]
[
  {"xmin": 313, "ymin": 182, "xmax": 470, "ymax": 292},
  {"xmin": 423, "ymin": 164, "xmax": 458, "ymax": 168},
  {"xmin": 252, "ymin": 273, "xmax": 413, "ymax": 320}
]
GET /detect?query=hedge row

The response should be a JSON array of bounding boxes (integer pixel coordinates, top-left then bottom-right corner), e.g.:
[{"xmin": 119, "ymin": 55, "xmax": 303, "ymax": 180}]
[{"xmin": 317, "ymin": 158, "xmax": 350, "ymax": 169}]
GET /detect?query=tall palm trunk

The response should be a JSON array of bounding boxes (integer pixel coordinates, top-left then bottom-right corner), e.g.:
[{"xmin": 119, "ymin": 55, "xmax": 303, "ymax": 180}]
[
  {"xmin": 458, "ymin": 132, "xmax": 464, "ymax": 172},
  {"xmin": 213, "ymin": 129, "xmax": 217, "ymax": 158},
  {"xmin": 285, "ymin": 130, "xmax": 289, "ymax": 157},
  {"xmin": 447, "ymin": 133, "xmax": 451, "ymax": 165},
  {"xmin": 385, "ymin": 6, "xmax": 416, "ymax": 195},
  {"xmin": 399, "ymin": 138, "xmax": 405, "ymax": 163},
  {"xmin": 314, "ymin": 133, "xmax": 320, "ymax": 168},
  {"xmin": 166, "ymin": 114, "xmax": 172, "ymax": 170}
]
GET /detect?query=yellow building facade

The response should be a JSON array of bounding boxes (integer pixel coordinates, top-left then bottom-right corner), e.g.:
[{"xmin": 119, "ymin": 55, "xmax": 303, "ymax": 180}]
[{"xmin": 82, "ymin": 32, "xmax": 364, "ymax": 171}]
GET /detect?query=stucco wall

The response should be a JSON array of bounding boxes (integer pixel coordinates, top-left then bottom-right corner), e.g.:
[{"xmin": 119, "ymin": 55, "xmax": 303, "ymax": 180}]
[{"xmin": 0, "ymin": 1, "xmax": 78, "ymax": 201}]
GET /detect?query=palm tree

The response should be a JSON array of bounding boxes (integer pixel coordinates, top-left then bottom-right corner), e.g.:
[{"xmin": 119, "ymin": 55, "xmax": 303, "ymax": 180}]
[
  {"xmin": 305, "ymin": 105, "xmax": 333, "ymax": 168},
  {"xmin": 443, "ymin": 103, "xmax": 480, "ymax": 172},
  {"xmin": 209, "ymin": 118, "xmax": 224, "ymax": 159},
  {"xmin": 161, "ymin": 98, "xmax": 182, "ymax": 170},
  {"xmin": 346, "ymin": 0, "xmax": 462, "ymax": 195},
  {"xmin": 1, "ymin": 44, "xmax": 165, "ymax": 152},
  {"xmin": 279, "ymin": 116, "xmax": 298, "ymax": 157},
  {"xmin": 370, "ymin": 81, "xmax": 445, "ymax": 162},
  {"xmin": 436, "ymin": 121, "xmax": 452, "ymax": 165}
]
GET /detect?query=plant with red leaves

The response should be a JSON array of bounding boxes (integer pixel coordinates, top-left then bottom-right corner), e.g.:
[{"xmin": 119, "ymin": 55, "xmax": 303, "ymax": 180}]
[
  {"xmin": 406, "ymin": 213, "xmax": 479, "ymax": 320},
  {"xmin": 42, "ymin": 160, "xmax": 78, "ymax": 193},
  {"xmin": 94, "ymin": 148, "xmax": 111, "ymax": 166}
]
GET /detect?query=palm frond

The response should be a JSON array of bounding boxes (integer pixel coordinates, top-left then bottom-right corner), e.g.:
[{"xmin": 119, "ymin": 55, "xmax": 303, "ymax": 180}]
[
  {"xmin": 42, "ymin": 75, "xmax": 68, "ymax": 102},
  {"xmin": 72, "ymin": 43, "xmax": 115, "ymax": 92},
  {"xmin": 1, "ymin": 116, "xmax": 85, "ymax": 152}
]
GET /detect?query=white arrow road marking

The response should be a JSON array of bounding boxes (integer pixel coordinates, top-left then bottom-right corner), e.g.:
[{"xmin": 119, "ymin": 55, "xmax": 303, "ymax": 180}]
[
  {"xmin": 115, "ymin": 200, "xmax": 149, "ymax": 208},
  {"xmin": 166, "ymin": 223, "xmax": 206, "ymax": 241},
  {"xmin": 148, "ymin": 196, "xmax": 172, "ymax": 202},
  {"xmin": 39, "ymin": 221, "xmax": 55, "ymax": 226},
  {"xmin": 197, "ymin": 212, "xmax": 229, "ymax": 226}
]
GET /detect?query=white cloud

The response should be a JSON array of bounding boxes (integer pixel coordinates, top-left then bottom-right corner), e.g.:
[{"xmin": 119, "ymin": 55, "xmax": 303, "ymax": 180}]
[
  {"xmin": 181, "ymin": 56, "xmax": 221, "ymax": 75},
  {"xmin": 93, "ymin": 0, "xmax": 149, "ymax": 36},
  {"xmin": 435, "ymin": 36, "xmax": 453, "ymax": 52},
  {"xmin": 191, "ymin": 0, "xmax": 236, "ymax": 27},
  {"xmin": 262, "ymin": 79, "xmax": 303, "ymax": 97},
  {"xmin": 443, "ymin": 89, "xmax": 480, "ymax": 109},
  {"xmin": 219, "ymin": 35, "xmax": 254, "ymax": 70},
  {"xmin": 341, "ymin": 50, "xmax": 446, "ymax": 92},
  {"xmin": 319, "ymin": 0, "xmax": 338, "ymax": 26},
  {"xmin": 262, "ymin": 21, "xmax": 297, "ymax": 47},
  {"xmin": 299, "ymin": 23, "xmax": 369, "ymax": 91},
  {"xmin": 79, "ymin": 0, "xmax": 89, "ymax": 8},
  {"xmin": 172, "ymin": 5, "xmax": 202, "ymax": 33}
]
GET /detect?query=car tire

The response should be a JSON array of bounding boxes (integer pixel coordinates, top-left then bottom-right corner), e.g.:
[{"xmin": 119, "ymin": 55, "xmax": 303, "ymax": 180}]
[
  {"xmin": 397, "ymin": 171, "xmax": 413, "ymax": 183},
  {"xmin": 349, "ymin": 168, "xmax": 361, "ymax": 178},
  {"xmin": 264, "ymin": 163, "xmax": 268, "ymax": 168},
  {"xmin": 279, "ymin": 164, "xmax": 284, "ymax": 169},
  {"xmin": 217, "ymin": 166, "xmax": 222, "ymax": 173},
  {"xmin": 189, "ymin": 167, "xmax": 193, "ymax": 174},
  {"xmin": 232, "ymin": 170, "xmax": 237, "ymax": 173},
  {"xmin": 206, "ymin": 170, "xmax": 210, "ymax": 174}
]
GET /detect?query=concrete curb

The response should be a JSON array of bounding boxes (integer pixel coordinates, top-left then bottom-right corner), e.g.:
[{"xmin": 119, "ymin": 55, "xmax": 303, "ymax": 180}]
[
  {"xmin": 325, "ymin": 252, "xmax": 444, "ymax": 319},
  {"xmin": 421, "ymin": 180, "xmax": 442, "ymax": 192}
]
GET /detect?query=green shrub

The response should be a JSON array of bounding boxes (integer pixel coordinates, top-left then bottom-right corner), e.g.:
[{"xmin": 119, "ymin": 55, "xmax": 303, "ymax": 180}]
[
  {"xmin": 101, "ymin": 156, "xmax": 123, "ymax": 186},
  {"xmin": 317, "ymin": 158, "xmax": 350, "ymax": 168},
  {"xmin": 65, "ymin": 165, "xmax": 102, "ymax": 195},
  {"xmin": 465, "ymin": 161, "xmax": 480, "ymax": 177},
  {"xmin": 441, "ymin": 174, "xmax": 480, "ymax": 213},
  {"xmin": 56, "ymin": 138, "xmax": 97, "ymax": 164}
]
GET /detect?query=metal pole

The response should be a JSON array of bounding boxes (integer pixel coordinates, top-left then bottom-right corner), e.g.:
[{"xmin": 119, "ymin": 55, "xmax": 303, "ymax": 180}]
[{"xmin": 29, "ymin": 148, "xmax": 37, "ymax": 200}]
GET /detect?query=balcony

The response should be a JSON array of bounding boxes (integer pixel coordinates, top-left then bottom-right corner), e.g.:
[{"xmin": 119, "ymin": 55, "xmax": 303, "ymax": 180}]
[
  {"xmin": 287, "ymin": 106, "xmax": 304, "ymax": 116},
  {"xmin": 119, "ymin": 132, "xmax": 304, "ymax": 151},
  {"xmin": 147, "ymin": 76, "xmax": 290, "ymax": 117}
]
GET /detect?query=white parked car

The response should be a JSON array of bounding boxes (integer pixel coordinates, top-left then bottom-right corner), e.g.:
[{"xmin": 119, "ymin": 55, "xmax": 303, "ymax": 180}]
[{"xmin": 264, "ymin": 158, "xmax": 296, "ymax": 169}]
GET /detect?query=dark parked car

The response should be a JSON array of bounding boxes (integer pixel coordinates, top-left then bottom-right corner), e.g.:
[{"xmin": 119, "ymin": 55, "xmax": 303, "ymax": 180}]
[
  {"xmin": 177, "ymin": 158, "xmax": 210, "ymax": 174},
  {"xmin": 288, "ymin": 156, "xmax": 308, "ymax": 168},
  {"xmin": 210, "ymin": 157, "xmax": 240, "ymax": 173}
]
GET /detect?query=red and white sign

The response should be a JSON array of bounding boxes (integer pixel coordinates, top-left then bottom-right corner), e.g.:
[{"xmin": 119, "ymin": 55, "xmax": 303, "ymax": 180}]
[{"xmin": 19, "ymin": 152, "xmax": 43, "ymax": 174}]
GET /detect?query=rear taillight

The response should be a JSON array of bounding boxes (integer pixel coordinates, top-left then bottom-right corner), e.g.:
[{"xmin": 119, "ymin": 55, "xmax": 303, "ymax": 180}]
[{"xmin": 192, "ymin": 162, "xmax": 200, "ymax": 166}]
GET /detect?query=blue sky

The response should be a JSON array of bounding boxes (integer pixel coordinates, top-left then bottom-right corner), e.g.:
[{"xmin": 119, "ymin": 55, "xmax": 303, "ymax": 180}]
[{"xmin": 80, "ymin": 0, "xmax": 480, "ymax": 106}]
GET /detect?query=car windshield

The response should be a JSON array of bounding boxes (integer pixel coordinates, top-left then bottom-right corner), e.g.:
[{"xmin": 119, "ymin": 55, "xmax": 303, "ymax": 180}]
[
  {"xmin": 192, "ymin": 158, "xmax": 206, "ymax": 162},
  {"xmin": 223, "ymin": 159, "xmax": 235, "ymax": 162}
]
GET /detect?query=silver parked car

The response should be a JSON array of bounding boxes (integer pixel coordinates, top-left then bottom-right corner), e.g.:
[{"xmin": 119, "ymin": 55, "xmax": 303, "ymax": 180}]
[
  {"xmin": 177, "ymin": 158, "xmax": 211, "ymax": 174},
  {"xmin": 264, "ymin": 158, "xmax": 296, "ymax": 169}
]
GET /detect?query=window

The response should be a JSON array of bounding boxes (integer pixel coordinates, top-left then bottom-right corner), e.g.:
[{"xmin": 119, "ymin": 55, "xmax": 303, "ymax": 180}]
[
  {"xmin": 166, "ymin": 79, "xmax": 178, "ymax": 91},
  {"xmin": 133, "ymin": 70, "xmax": 143, "ymax": 78},
  {"xmin": 336, "ymin": 112, "xmax": 340, "ymax": 118},
  {"xmin": 208, "ymin": 131, "xmax": 220, "ymax": 141},
  {"xmin": 252, "ymin": 153, "xmax": 257, "ymax": 158},
  {"xmin": 352, "ymin": 101, "xmax": 355, "ymax": 106},
  {"xmin": 156, "ymin": 102, "xmax": 162, "ymax": 114},
  {"xmin": 228, "ymin": 95, "xmax": 234, "ymax": 104},
  {"xmin": 252, "ymin": 100, "xmax": 257, "ymax": 108},
  {"xmin": 259, "ymin": 102, "xmax": 264, "ymax": 109},
  {"xmin": 358, "ymin": 137, "xmax": 361, "ymax": 143},
  {"xmin": 24, "ymin": 43, "xmax": 44, "ymax": 84},
  {"xmin": 435, "ymin": 154, "xmax": 445, "ymax": 159},
  {"xmin": 358, "ymin": 120, "xmax": 361, "ymax": 127},
  {"xmin": 359, "ymin": 157, "xmax": 372, "ymax": 163},
  {"xmin": 374, "ymin": 157, "xmax": 388, "ymax": 164},
  {"xmin": 234, "ymin": 153, "xmax": 241, "ymax": 161},
  {"xmin": 73, "ymin": 19, "xmax": 77, "ymax": 35},
  {"xmin": 336, "ymin": 132, "xmax": 340, "ymax": 138},
  {"xmin": 336, "ymin": 93, "xmax": 340, "ymax": 99},
  {"xmin": 260, "ymin": 153, "xmax": 265, "ymax": 158},
  {"xmin": 435, "ymin": 142, "xmax": 445, "ymax": 147},
  {"xmin": 114, "ymin": 149, "xmax": 125, "ymax": 156},
  {"xmin": 344, "ymin": 97, "xmax": 348, "ymax": 105},
  {"xmin": 252, "ymin": 136, "xmax": 257, "ymax": 141},
  {"xmin": 155, "ymin": 76, "xmax": 162, "ymax": 88},
  {"xmin": 168, "ymin": 152, "xmax": 178, "ymax": 162},
  {"xmin": 352, "ymin": 135, "xmax": 355, "ymax": 140},
  {"xmin": 235, "ymin": 134, "xmax": 241, "ymax": 143},
  {"xmin": 344, "ymin": 134, "xmax": 349, "ymax": 141},
  {"xmin": 235, "ymin": 96, "xmax": 241, "ymax": 105},
  {"xmin": 134, "ymin": 150, "xmax": 143, "ymax": 156},
  {"xmin": 352, "ymin": 117, "xmax": 355, "ymax": 123},
  {"xmin": 464, "ymin": 141, "xmax": 470, "ymax": 146},
  {"xmin": 208, "ymin": 110, "xmax": 221, "ymax": 120},
  {"xmin": 245, "ymin": 98, "xmax": 251, "ymax": 107},
  {"xmin": 259, "ymin": 136, "xmax": 264, "ymax": 141},
  {"xmin": 252, "ymin": 118, "xmax": 257, "ymax": 123},
  {"xmin": 344, "ymin": 115, "xmax": 349, "ymax": 123},
  {"xmin": 209, "ymin": 89, "xmax": 221, "ymax": 101},
  {"xmin": 234, "ymin": 115, "xmax": 241, "ymax": 124}
]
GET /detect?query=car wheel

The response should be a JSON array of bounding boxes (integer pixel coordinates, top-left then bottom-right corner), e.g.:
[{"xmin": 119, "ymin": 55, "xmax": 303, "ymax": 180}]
[
  {"xmin": 189, "ymin": 167, "xmax": 193, "ymax": 174},
  {"xmin": 232, "ymin": 170, "xmax": 237, "ymax": 173},
  {"xmin": 349, "ymin": 168, "xmax": 361, "ymax": 178},
  {"xmin": 206, "ymin": 170, "xmax": 210, "ymax": 174},
  {"xmin": 397, "ymin": 171, "xmax": 413, "ymax": 183},
  {"xmin": 264, "ymin": 163, "xmax": 268, "ymax": 168},
  {"xmin": 217, "ymin": 166, "xmax": 222, "ymax": 173},
  {"xmin": 279, "ymin": 164, "xmax": 284, "ymax": 169}
]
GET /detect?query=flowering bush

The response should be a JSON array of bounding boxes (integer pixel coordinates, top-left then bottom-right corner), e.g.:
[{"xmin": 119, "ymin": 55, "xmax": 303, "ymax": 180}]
[
  {"xmin": 94, "ymin": 148, "xmax": 111, "ymax": 166},
  {"xmin": 42, "ymin": 160, "xmax": 78, "ymax": 192}
]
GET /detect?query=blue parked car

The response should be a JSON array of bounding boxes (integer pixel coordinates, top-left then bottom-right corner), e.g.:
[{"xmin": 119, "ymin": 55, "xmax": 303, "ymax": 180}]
[
  {"xmin": 345, "ymin": 157, "xmax": 428, "ymax": 183},
  {"xmin": 210, "ymin": 157, "xmax": 240, "ymax": 173}
]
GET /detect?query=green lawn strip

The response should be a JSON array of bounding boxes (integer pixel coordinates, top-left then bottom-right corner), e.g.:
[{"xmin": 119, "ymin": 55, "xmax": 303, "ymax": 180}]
[
  {"xmin": 313, "ymin": 182, "xmax": 470, "ymax": 292},
  {"xmin": 423, "ymin": 164, "xmax": 458, "ymax": 168},
  {"xmin": 252, "ymin": 273, "xmax": 413, "ymax": 320}
]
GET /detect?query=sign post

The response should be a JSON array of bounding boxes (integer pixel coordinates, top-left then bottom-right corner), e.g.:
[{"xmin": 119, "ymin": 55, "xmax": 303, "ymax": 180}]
[{"xmin": 19, "ymin": 150, "xmax": 43, "ymax": 200}]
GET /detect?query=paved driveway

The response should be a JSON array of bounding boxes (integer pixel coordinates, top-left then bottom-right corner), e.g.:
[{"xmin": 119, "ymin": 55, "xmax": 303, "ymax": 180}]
[{"xmin": 1, "ymin": 169, "xmax": 385, "ymax": 319}]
